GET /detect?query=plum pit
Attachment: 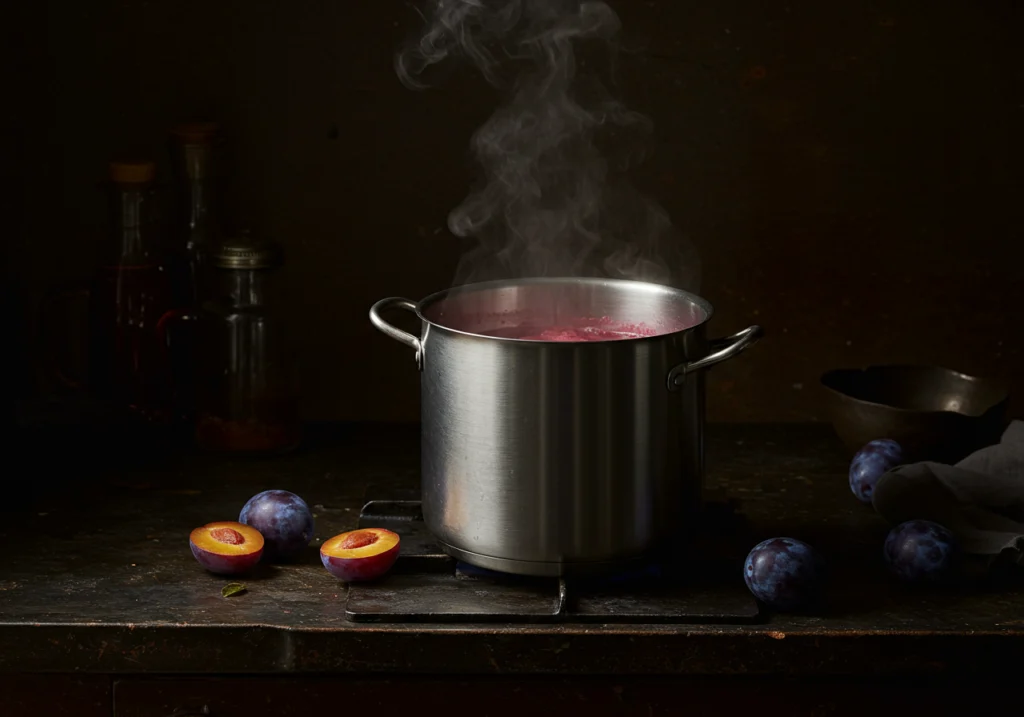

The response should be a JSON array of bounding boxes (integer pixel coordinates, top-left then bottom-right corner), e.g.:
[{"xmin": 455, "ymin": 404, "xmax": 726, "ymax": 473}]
[
  {"xmin": 210, "ymin": 527, "xmax": 245, "ymax": 545},
  {"xmin": 340, "ymin": 530, "xmax": 379, "ymax": 550}
]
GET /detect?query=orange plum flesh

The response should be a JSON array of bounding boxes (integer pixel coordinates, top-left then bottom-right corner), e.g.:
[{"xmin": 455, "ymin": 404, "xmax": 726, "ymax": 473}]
[
  {"xmin": 320, "ymin": 528, "xmax": 400, "ymax": 582},
  {"xmin": 189, "ymin": 521, "xmax": 264, "ymax": 575}
]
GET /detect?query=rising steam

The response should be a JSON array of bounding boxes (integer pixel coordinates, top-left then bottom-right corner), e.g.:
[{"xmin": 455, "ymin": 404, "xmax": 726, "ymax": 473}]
[{"xmin": 396, "ymin": 0, "xmax": 700, "ymax": 292}]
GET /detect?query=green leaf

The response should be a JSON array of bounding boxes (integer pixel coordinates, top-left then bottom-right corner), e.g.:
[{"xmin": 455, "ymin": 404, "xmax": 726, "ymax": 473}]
[{"xmin": 222, "ymin": 582, "xmax": 247, "ymax": 598}]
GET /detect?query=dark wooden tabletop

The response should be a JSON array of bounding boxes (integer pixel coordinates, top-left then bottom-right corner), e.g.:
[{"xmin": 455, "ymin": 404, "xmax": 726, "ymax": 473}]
[{"xmin": 1, "ymin": 423, "xmax": 1020, "ymax": 676}]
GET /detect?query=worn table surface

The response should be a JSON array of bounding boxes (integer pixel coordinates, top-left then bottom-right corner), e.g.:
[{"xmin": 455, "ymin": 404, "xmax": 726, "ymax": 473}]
[{"xmin": 1, "ymin": 423, "xmax": 1021, "ymax": 676}]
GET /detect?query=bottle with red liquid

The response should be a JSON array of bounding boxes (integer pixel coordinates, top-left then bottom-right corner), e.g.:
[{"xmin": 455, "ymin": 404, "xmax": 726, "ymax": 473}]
[{"xmin": 88, "ymin": 161, "xmax": 175, "ymax": 424}]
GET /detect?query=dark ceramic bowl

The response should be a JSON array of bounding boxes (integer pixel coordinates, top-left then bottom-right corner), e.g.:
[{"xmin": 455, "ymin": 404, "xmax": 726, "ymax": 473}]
[{"xmin": 820, "ymin": 365, "xmax": 1009, "ymax": 463}]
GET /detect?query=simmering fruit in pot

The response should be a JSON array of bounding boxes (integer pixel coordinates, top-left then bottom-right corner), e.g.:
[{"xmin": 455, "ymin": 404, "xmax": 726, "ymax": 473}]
[
  {"xmin": 519, "ymin": 326, "xmax": 654, "ymax": 341},
  {"xmin": 485, "ymin": 318, "xmax": 659, "ymax": 342}
]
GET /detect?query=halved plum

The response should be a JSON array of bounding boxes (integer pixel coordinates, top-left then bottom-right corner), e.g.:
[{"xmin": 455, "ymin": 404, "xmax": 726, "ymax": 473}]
[
  {"xmin": 189, "ymin": 521, "xmax": 264, "ymax": 575},
  {"xmin": 320, "ymin": 528, "xmax": 400, "ymax": 582}
]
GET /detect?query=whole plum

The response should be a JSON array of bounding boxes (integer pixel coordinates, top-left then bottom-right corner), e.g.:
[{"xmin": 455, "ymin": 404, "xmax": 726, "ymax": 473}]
[
  {"xmin": 849, "ymin": 439, "xmax": 904, "ymax": 504},
  {"xmin": 743, "ymin": 537, "xmax": 825, "ymax": 611},
  {"xmin": 239, "ymin": 489, "xmax": 314, "ymax": 560},
  {"xmin": 883, "ymin": 519, "xmax": 958, "ymax": 583}
]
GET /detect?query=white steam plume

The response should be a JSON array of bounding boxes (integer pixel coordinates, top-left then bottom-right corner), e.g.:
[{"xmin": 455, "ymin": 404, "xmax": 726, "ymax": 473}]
[{"xmin": 396, "ymin": 0, "xmax": 700, "ymax": 292}]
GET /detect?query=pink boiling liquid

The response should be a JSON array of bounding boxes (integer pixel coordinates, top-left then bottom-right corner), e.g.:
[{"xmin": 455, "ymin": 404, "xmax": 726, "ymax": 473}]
[{"xmin": 485, "ymin": 317, "xmax": 659, "ymax": 342}]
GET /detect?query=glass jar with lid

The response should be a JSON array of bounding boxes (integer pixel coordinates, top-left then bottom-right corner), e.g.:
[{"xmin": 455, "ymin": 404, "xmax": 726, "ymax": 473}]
[{"xmin": 193, "ymin": 234, "xmax": 300, "ymax": 455}]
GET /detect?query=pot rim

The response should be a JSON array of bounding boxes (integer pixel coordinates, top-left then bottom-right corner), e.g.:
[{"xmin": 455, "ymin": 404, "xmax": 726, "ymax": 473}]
[{"xmin": 413, "ymin": 276, "xmax": 714, "ymax": 344}]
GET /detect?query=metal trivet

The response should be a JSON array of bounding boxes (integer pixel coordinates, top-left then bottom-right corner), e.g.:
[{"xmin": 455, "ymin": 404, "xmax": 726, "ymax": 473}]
[{"xmin": 344, "ymin": 488, "xmax": 762, "ymax": 624}]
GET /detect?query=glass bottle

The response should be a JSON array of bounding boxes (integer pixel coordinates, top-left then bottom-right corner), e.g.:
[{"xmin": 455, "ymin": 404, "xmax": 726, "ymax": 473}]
[
  {"xmin": 169, "ymin": 122, "xmax": 220, "ymax": 306},
  {"xmin": 194, "ymin": 235, "xmax": 300, "ymax": 455},
  {"xmin": 88, "ymin": 161, "xmax": 174, "ymax": 423},
  {"xmin": 166, "ymin": 122, "xmax": 221, "ymax": 423}
]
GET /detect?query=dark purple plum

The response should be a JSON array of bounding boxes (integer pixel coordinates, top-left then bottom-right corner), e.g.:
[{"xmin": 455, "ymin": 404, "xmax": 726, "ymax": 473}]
[
  {"xmin": 849, "ymin": 439, "xmax": 904, "ymax": 504},
  {"xmin": 883, "ymin": 520, "xmax": 958, "ymax": 583},
  {"xmin": 743, "ymin": 537, "xmax": 825, "ymax": 611},
  {"xmin": 239, "ymin": 489, "xmax": 314, "ymax": 560}
]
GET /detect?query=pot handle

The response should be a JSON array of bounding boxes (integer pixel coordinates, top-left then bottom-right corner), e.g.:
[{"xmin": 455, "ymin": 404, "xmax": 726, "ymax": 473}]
[
  {"xmin": 370, "ymin": 297, "xmax": 423, "ymax": 368},
  {"xmin": 667, "ymin": 325, "xmax": 763, "ymax": 391}
]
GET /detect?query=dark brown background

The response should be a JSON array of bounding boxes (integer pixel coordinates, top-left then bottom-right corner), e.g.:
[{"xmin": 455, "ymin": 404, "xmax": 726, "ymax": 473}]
[{"xmin": 5, "ymin": 0, "xmax": 1022, "ymax": 424}]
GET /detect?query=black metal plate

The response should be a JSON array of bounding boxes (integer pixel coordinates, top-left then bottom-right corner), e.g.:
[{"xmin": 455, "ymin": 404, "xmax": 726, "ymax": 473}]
[
  {"xmin": 346, "ymin": 572, "xmax": 564, "ymax": 623},
  {"xmin": 347, "ymin": 488, "xmax": 761, "ymax": 624},
  {"xmin": 358, "ymin": 499, "xmax": 437, "ymax": 557}
]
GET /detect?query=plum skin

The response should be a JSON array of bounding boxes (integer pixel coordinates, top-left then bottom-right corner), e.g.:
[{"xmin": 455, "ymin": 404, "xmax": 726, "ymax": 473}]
[
  {"xmin": 320, "ymin": 529, "xmax": 401, "ymax": 582},
  {"xmin": 321, "ymin": 543, "xmax": 399, "ymax": 582},
  {"xmin": 743, "ymin": 537, "xmax": 825, "ymax": 610},
  {"xmin": 239, "ymin": 490, "xmax": 314, "ymax": 560},
  {"xmin": 188, "ymin": 523, "xmax": 263, "ymax": 576},
  {"xmin": 883, "ymin": 520, "xmax": 958, "ymax": 582},
  {"xmin": 849, "ymin": 439, "xmax": 904, "ymax": 504},
  {"xmin": 189, "ymin": 542, "xmax": 262, "ymax": 576}
]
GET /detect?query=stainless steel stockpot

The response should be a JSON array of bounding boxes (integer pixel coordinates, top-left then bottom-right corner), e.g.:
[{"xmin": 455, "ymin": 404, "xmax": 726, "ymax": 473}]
[{"xmin": 371, "ymin": 277, "xmax": 761, "ymax": 576}]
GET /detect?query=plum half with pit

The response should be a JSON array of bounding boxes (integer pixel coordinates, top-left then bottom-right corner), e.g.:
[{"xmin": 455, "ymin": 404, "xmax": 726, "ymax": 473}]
[
  {"xmin": 884, "ymin": 519, "xmax": 958, "ymax": 583},
  {"xmin": 321, "ymin": 528, "xmax": 400, "ymax": 582},
  {"xmin": 239, "ymin": 489, "xmax": 314, "ymax": 561},
  {"xmin": 189, "ymin": 521, "xmax": 264, "ymax": 575},
  {"xmin": 743, "ymin": 537, "xmax": 825, "ymax": 611},
  {"xmin": 849, "ymin": 438, "xmax": 904, "ymax": 504}
]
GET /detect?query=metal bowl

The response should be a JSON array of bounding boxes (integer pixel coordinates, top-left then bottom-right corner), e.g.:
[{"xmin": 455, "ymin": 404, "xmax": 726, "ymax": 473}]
[{"xmin": 820, "ymin": 365, "xmax": 1009, "ymax": 463}]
